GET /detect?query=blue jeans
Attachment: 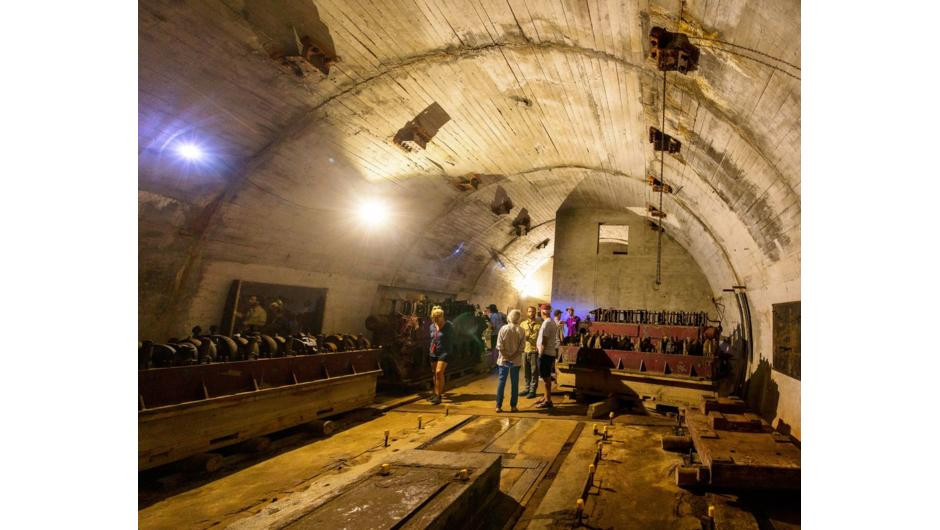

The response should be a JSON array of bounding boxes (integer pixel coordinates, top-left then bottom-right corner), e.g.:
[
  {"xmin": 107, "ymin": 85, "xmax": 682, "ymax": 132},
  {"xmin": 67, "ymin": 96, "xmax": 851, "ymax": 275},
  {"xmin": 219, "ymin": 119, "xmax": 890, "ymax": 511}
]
[{"xmin": 496, "ymin": 362, "xmax": 520, "ymax": 409}]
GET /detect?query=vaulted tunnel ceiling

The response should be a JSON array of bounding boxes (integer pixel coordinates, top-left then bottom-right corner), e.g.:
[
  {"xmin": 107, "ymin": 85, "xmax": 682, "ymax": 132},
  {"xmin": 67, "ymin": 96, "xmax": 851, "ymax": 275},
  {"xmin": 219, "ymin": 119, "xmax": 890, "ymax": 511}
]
[{"xmin": 139, "ymin": 0, "xmax": 800, "ymax": 311}]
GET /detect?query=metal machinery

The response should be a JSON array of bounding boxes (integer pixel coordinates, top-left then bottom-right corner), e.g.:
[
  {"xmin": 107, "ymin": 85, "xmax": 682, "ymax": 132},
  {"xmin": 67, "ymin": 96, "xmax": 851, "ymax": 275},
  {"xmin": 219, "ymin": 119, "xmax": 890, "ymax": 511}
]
[
  {"xmin": 138, "ymin": 329, "xmax": 382, "ymax": 471},
  {"xmin": 556, "ymin": 308, "xmax": 729, "ymax": 410},
  {"xmin": 138, "ymin": 327, "xmax": 372, "ymax": 370},
  {"xmin": 365, "ymin": 297, "xmax": 487, "ymax": 389},
  {"xmin": 666, "ymin": 396, "xmax": 801, "ymax": 490}
]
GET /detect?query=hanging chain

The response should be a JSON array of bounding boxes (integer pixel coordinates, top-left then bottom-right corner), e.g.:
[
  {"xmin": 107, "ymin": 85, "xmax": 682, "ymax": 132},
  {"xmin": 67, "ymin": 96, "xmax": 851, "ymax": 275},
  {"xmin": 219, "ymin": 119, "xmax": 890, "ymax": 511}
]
[
  {"xmin": 655, "ymin": 1, "xmax": 683, "ymax": 285},
  {"xmin": 655, "ymin": 68, "xmax": 666, "ymax": 285}
]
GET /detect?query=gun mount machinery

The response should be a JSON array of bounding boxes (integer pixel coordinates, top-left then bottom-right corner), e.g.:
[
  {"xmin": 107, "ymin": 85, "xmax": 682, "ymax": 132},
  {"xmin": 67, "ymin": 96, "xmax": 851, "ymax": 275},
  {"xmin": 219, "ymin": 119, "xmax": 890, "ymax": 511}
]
[
  {"xmin": 138, "ymin": 327, "xmax": 382, "ymax": 471},
  {"xmin": 139, "ymin": 349, "xmax": 381, "ymax": 471},
  {"xmin": 365, "ymin": 297, "xmax": 486, "ymax": 389},
  {"xmin": 557, "ymin": 307, "xmax": 730, "ymax": 410},
  {"xmin": 139, "ymin": 327, "xmax": 372, "ymax": 370}
]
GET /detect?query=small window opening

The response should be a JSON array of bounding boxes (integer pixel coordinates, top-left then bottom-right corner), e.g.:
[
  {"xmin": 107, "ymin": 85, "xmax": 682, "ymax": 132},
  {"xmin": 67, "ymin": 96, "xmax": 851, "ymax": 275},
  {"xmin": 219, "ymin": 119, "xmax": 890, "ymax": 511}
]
[{"xmin": 598, "ymin": 224, "xmax": 629, "ymax": 256}]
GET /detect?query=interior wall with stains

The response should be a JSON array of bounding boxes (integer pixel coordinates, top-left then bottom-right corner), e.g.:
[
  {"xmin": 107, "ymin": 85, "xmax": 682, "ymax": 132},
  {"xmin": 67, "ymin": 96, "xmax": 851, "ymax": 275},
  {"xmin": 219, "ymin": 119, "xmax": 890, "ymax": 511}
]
[{"xmin": 551, "ymin": 207, "xmax": 715, "ymax": 320}]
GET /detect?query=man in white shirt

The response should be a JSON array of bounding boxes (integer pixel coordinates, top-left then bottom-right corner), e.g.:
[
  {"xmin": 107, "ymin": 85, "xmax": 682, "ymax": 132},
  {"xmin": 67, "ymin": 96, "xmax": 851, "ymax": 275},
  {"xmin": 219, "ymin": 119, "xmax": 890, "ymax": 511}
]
[
  {"xmin": 495, "ymin": 309, "xmax": 525, "ymax": 412},
  {"xmin": 535, "ymin": 305, "xmax": 560, "ymax": 409}
]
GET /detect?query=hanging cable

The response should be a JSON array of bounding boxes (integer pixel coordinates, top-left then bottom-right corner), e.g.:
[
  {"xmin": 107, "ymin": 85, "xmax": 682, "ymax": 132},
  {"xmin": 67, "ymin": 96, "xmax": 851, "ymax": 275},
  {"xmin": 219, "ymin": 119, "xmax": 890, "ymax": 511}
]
[
  {"xmin": 685, "ymin": 35, "xmax": 801, "ymax": 71},
  {"xmin": 694, "ymin": 43, "xmax": 801, "ymax": 80}
]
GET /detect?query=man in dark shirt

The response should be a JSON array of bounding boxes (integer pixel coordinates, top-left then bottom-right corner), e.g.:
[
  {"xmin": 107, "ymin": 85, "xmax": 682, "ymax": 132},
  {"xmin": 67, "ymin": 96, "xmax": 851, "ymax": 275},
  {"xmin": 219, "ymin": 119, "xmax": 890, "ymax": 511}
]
[{"xmin": 486, "ymin": 304, "xmax": 507, "ymax": 360}]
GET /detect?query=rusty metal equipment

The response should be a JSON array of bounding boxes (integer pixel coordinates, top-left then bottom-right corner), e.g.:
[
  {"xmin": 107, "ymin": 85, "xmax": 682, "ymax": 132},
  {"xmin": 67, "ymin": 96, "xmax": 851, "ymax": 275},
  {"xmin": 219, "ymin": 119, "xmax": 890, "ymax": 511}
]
[
  {"xmin": 569, "ymin": 346, "xmax": 719, "ymax": 379},
  {"xmin": 297, "ymin": 34, "xmax": 338, "ymax": 74},
  {"xmin": 138, "ymin": 328, "xmax": 373, "ymax": 370},
  {"xmin": 648, "ymin": 174, "xmax": 674, "ymax": 193},
  {"xmin": 451, "ymin": 173, "xmax": 482, "ymax": 192},
  {"xmin": 557, "ymin": 313, "xmax": 729, "ymax": 409},
  {"xmin": 511, "ymin": 207, "xmax": 531, "ymax": 236},
  {"xmin": 138, "ymin": 349, "xmax": 382, "ymax": 471},
  {"xmin": 665, "ymin": 396, "xmax": 801, "ymax": 490},
  {"xmin": 491, "ymin": 184, "xmax": 514, "ymax": 215},
  {"xmin": 588, "ymin": 307, "xmax": 710, "ymax": 326},
  {"xmin": 649, "ymin": 27, "xmax": 700, "ymax": 74},
  {"xmin": 649, "ymin": 126, "xmax": 682, "ymax": 153},
  {"xmin": 393, "ymin": 102, "xmax": 451, "ymax": 153},
  {"xmin": 366, "ymin": 298, "xmax": 486, "ymax": 389}
]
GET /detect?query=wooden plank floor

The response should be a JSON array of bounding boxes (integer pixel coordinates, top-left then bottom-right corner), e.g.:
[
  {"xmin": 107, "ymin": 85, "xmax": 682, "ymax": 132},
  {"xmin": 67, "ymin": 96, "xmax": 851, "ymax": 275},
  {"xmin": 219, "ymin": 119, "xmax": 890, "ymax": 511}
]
[{"xmin": 139, "ymin": 373, "xmax": 800, "ymax": 529}]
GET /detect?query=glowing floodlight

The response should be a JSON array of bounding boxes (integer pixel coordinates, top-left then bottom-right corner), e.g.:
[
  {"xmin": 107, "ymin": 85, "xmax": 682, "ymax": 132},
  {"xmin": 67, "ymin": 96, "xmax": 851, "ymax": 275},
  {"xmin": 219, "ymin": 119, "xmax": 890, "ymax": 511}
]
[
  {"xmin": 358, "ymin": 198, "xmax": 389, "ymax": 228},
  {"xmin": 177, "ymin": 142, "xmax": 204, "ymax": 161},
  {"xmin": 518, "ymin": 275, "xmax": 539, "ymax": 297}
]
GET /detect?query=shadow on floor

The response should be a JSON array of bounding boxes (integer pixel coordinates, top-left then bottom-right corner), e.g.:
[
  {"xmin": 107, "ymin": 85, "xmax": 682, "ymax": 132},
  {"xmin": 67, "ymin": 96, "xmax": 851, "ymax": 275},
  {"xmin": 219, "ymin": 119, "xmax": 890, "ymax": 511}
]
[
  {"xmin": 137, "ymin": 407, "xmax": 378, "ymax": 510},
  {"xmin": 444, "ymin": 392, "xmax": 504, "ymax": 404},
  {"xmin": 473, "ymin": 490, "xmax": 523, "ymax": 529}
]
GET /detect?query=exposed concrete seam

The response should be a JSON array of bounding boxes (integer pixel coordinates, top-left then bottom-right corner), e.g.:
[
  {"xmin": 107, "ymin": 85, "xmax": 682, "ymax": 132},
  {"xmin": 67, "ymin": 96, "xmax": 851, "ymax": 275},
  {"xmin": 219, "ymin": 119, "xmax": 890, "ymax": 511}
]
[
  {"xmin": 666, "ymin": 76, "xmax": 800, "ymax": 200},
  {"xmin": 302, "ymin": 38, "xmax": 648, "ymax": 119},
  {"xmin": 151, "ymin": 106, "xmax": 317, "ymax": 336}
]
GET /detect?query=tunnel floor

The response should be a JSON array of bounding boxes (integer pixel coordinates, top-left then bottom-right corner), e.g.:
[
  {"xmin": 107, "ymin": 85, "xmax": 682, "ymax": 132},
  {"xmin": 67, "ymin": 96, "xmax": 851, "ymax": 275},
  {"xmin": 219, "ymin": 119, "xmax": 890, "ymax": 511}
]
[{"xmin": 138, "ymin": 373, "xmax": 800, "ymax": 529}]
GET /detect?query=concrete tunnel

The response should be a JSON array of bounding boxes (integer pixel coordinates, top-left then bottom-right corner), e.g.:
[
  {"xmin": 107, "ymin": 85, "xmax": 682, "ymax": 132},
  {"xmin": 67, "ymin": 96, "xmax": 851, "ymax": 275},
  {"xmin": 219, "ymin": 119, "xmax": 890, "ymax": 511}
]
[{"xmin": 136, "ymin": 0, "xmax": 802, "ymax": 526}]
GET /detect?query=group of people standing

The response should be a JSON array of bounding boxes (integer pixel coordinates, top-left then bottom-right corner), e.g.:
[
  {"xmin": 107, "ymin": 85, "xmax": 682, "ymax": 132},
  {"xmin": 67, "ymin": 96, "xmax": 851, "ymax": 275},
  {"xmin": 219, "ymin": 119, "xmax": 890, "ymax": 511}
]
[
  {"xmin": 426, "ymin": 303, "xmax": 581, "ymax": 411},
  {"xmin": 491, "ymin": 304, "xmax": 563, "ymax": 412}
]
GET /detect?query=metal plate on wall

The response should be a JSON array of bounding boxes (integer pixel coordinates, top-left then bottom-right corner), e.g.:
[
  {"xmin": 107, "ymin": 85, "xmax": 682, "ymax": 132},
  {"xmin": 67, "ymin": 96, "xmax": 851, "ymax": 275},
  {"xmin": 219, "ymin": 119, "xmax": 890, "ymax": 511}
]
[{"xmin": 772, "ymin": 301, "xmax": 800, "ymax": 380}]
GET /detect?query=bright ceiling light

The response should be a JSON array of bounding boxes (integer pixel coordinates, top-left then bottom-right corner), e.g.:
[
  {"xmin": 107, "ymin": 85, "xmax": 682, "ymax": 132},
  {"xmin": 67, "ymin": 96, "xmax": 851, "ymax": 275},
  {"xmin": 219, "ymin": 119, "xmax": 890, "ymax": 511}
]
[
  {"xmin": 517, "ymin": 275, "xmax": 539, "ymax": 298},
  {"xmin": 177, "ymin": 142, "xmax": 204, "ymax": 161},
  {"xmin": 357, "ymin": 198, "xmax": 389, "ymax": 228}
]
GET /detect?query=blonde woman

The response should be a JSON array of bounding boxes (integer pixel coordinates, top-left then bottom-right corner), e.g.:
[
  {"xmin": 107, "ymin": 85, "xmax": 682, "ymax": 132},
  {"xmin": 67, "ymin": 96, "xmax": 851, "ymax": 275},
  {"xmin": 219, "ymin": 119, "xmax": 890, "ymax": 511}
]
[
  {"xmin": 495, "ymin": 309, "xmax": 525, "ymax": 412},
  {"xmin": 428, "ymin": 306, "xmax": 453, "ymax": 405}
]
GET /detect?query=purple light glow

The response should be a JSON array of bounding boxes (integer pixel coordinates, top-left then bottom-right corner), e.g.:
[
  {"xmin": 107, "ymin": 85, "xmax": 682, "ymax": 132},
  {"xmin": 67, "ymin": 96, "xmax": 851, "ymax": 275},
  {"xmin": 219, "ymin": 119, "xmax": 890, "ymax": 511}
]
[{"xmin": 176, "ymin": 142, "xmax": 204, "ymax": 161}]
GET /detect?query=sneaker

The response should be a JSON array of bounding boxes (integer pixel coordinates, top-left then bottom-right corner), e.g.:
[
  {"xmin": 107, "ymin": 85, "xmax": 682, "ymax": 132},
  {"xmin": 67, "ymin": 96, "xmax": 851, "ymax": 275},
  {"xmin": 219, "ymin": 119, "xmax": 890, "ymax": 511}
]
[
  {"xmin": 430, "ymin": 395, "xmax": 442, "ymax": 405},
  {"xmin": 526, "ymin": 392, "xmax": 537, "ymax": 399},
  {"xmin": 510, "ymin": 407, "xmax": 519, "ymax": 412},
  {"xmin": 496, "ymin": 407, "xmax": 503, "ymax": 413}
]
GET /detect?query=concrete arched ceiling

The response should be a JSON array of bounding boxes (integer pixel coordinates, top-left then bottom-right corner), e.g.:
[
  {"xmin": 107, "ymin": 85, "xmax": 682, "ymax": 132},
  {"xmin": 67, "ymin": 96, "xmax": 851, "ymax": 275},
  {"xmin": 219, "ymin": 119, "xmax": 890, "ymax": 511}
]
[{"xmin": 139, "ymin": 0, "xmax": 799, "ymax": 334}]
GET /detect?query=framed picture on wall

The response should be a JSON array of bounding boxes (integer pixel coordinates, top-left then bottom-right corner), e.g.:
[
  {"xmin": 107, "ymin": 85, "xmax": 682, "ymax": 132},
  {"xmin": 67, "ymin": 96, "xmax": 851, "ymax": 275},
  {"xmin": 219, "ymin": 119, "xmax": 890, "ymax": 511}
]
[
  {"xmin": 772, "ymin": 301, "xmax": 801, "ymax": 380},
  {"xmin": 220, "ymin": 280, "xmax": 327, "ymax": 336}
]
